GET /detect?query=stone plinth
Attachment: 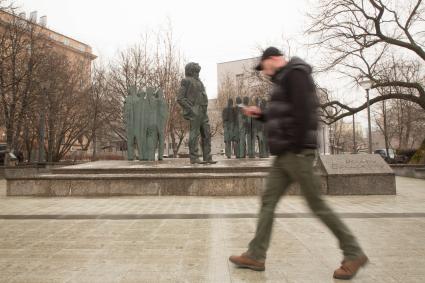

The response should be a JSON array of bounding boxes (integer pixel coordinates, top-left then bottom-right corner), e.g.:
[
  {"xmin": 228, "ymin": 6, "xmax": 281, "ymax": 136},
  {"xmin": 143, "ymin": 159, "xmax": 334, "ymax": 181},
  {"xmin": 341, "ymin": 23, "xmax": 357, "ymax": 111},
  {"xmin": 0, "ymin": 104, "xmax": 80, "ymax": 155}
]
[
  {"xmin": 6, "ymin": 155, "xmax": 396, "ymax": 197},
  {"xmin": 319, "ymin": 154, "xmax": 396, "ymax": 195},
  {"xmin": 6, "ymin": 159, "xmax": 272, "ymax": 197}
]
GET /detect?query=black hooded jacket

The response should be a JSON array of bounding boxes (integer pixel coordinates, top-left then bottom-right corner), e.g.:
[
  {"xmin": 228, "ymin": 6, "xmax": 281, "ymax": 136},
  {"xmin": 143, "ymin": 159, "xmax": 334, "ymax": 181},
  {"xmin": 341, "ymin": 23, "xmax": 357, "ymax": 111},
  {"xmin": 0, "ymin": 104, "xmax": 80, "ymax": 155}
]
[{"xmin": 261, "ymin": 57, "xmax": 319, "ymax": 155}]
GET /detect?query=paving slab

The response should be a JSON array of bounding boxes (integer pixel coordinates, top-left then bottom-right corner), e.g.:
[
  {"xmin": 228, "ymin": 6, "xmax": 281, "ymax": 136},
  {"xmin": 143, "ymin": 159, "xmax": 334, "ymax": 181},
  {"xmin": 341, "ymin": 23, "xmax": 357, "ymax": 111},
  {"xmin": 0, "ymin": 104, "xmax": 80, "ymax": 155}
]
[{"xmin": 0, "ymin": 177, "xmax": 424, "ymax": 282}]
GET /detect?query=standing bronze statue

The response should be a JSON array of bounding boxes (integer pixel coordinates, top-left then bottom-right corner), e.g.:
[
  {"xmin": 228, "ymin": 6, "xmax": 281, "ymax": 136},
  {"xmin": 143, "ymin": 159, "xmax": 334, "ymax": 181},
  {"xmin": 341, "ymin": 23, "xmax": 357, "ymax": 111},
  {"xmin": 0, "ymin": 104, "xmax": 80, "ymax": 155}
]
[
  {"xmin": 221, "ymin": 96, "xmax": 270, "ymax": 159},
  {"xmin": 243, "ymin": 96, "xmax": 255, "ymax": 158},
  {"xmin": 232, "ymin": 99, "xmax": 240, "ymax": 157},
  {"xmin": 124, "ymin": 85, "xmax": 167, "ymax": 161},
  {"xmin": 154, "ymin": 89, "xmax": 168, "ymax": 161},
  {"xmin": 138, "ymin": 87, "xmax": 148, "ymax": 160},
  {"xmin": 142, "ymin": 87, "xmax": 168, "ymax": 161},
  {"xmin": 234, "ymin": 97, "xmax": 245, "ymax": 158},
  {"xmin": 252, "ymin": 97, "xmax": 267, "ymax": 158},
  {"xmin": 259, "ymin": 98, "xmax": 270, "ymax": 158},
  {"xmin": 124, "ymin": 85, "xmax": 142, "ymax": 161},
  {"xmin": 222, "ymin": 98, "xmax": 235, "ymax": 159},
  {"xmin": 177, "ymin": 62, "xmax": 216, "ymax": 164}
]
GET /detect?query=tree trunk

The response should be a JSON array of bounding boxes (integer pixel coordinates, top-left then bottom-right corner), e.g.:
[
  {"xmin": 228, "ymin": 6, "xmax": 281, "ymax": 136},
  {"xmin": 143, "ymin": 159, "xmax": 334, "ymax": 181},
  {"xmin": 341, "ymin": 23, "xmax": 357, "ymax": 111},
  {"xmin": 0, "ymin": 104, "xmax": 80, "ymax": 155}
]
[
  {"xmin": 47, "ymin": 111, "xmax": 55, "ymax": 163},
  {"xmin": 383, "ymin": 101, "xmax": 390, "ymax": 157},
  {"xmin": 92, "ymin": 130, "xmax": 97, "ymax": 161},
  {"xmin": 403, "ymin": 106, "xmax": 412, "ymax": 149},
  {"xmin": 170, "ymin": 130, "xmax": 177, "ymax": 157},
  {"xmin": 4, "ymin": 125, "xmax": 14, "ymax": 166},
  {"xmin": 23, "ymin": 122, "xmax": 33, "ymax": 162}
]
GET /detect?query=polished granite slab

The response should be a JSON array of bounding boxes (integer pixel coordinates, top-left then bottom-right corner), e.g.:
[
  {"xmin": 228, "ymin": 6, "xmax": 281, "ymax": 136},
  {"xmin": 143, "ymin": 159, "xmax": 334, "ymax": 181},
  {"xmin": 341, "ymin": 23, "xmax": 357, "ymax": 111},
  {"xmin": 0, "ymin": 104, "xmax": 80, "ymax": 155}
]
[
  {"xmin": 6, "ymin": 155, "xmax": 395, "ymax": 197},
  {"xmin": 0, "ymin": 177, "xmax": 424, "ymax": 282}
]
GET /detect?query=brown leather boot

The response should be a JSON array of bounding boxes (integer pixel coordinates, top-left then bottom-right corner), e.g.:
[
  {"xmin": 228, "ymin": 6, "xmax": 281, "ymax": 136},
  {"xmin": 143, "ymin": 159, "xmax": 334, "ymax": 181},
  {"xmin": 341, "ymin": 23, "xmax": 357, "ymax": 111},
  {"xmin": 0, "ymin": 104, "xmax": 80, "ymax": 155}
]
[
  {"xmin": 229, "ymin": 253, "xmax": 265, "ymax": 271},
  {"xmin": 333, "ymin": 255, "xmax": 369, "ymax": 280}
]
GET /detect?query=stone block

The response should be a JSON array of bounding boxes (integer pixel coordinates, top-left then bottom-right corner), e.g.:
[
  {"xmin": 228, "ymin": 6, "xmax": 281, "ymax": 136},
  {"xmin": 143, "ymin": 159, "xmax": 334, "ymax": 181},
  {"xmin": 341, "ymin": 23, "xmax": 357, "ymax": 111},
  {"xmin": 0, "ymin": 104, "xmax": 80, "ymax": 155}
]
[{"xmin": 319, "ymin": 154, "xmax": 396, "ymax": 195}]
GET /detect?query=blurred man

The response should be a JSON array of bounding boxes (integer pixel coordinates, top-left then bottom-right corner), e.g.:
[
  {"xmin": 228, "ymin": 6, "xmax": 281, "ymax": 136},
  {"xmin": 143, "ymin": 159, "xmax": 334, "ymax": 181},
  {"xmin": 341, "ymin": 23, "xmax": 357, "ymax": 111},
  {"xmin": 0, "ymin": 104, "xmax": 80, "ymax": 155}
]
[{"xmin": 229, "ymin": 47, "xmax": 368, "ymax": 280}]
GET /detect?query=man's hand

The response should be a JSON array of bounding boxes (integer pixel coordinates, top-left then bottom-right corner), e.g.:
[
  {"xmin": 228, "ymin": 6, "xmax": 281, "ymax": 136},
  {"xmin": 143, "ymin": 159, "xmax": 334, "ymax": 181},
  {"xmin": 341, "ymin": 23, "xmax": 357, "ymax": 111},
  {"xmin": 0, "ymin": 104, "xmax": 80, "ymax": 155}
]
[{"xmin": 242, "ymin": 106, "xmax": 262, "ymax": 118}]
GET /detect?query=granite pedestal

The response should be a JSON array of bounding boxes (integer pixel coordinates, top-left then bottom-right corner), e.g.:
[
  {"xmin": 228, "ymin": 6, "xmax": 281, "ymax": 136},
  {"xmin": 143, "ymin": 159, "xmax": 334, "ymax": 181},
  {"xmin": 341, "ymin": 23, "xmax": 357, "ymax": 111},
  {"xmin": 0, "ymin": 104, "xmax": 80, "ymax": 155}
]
[
  {"xmin": 6, "ymin": 155, "xmax": 396, "ymax": 197},
  {"xmin": 318, "ymin": 154, "xmax": 396, "ymax": 195}
]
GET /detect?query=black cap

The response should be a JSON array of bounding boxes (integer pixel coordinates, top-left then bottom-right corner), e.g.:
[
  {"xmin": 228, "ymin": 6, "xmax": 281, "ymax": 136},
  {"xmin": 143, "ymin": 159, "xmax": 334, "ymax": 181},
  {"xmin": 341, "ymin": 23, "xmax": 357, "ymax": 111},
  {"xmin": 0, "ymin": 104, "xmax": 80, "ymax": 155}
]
[{"xmin": 254, "ymin": 47, "xmax": 283, "ymax": 71}]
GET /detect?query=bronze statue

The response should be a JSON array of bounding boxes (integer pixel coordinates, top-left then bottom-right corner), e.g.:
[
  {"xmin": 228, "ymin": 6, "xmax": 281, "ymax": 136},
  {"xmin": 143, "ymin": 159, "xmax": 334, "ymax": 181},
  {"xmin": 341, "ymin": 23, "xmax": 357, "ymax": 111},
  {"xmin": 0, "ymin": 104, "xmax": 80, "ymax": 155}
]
[
  {"xmin": 124, "ymin": 85, "xmax": 142, "ymax": 160},
  {"xmin": 243, "ymin": 96, "xmax": 255, "ymax": 158},
  {"xmin": 259, "ymin": 98, "xmax": 269, "ymax": 158},
  {"xmin": 124, "ymin": 85, "xmax": 167, "ymax": 161},
  {"xmin": 234, "ymin": 96, "xmax": 245, "ymax": 158},
  {"xmin": 177, "ymin": 62, "xmax": 216, "ymax": 164},
  {"xmin": 222, "ymin": 98, "xmax": 235, "ymax": 158}
]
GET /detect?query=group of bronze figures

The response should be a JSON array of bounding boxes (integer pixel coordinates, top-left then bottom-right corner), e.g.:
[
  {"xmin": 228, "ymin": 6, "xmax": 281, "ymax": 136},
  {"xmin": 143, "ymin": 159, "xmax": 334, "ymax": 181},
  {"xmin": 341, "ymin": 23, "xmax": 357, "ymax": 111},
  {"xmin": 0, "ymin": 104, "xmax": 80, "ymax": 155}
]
[
  {"xmin": 123, "ymin": 62, "xmax": 269, "ymax": 163},
  {"xmin": 222, "ymin": 97, "xmax": 269, "ymax": 158},
  {"xmin": 124, "ymin": 62, "xmax": 216, "ymax": 164},
  {"xmin": 124, "ymin": 86, "xmax": 168, "ymax": 161}
]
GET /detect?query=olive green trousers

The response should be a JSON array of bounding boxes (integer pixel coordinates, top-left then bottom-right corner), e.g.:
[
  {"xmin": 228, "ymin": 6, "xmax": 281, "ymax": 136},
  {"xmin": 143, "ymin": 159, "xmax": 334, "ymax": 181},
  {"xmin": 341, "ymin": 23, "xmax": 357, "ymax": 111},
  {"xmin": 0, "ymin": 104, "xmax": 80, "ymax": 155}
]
[{"xmin": 248, "ymin": 149, "xmax": 364, "ymax": 261}]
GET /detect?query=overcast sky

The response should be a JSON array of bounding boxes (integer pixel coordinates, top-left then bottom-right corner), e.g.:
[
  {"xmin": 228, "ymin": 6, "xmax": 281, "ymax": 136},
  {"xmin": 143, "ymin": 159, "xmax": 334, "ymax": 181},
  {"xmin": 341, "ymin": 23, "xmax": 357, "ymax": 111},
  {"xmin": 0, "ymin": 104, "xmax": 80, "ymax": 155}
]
[
  {"xmin": 17, "ymin": 0, "xmax": 312, "ymax": 96},
  {"xmin": 16, "ymin": 0, "xmax": 373, "ymax": 127}
]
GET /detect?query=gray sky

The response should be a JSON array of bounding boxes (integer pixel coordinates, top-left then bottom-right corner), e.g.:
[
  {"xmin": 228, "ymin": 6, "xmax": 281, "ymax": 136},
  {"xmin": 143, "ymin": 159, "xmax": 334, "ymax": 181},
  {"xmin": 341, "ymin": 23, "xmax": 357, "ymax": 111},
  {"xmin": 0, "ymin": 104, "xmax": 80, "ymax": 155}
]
[
  {"xmin": 17, "ymin": 0, "xmax": 373, "ymax": 128},
  {"xmin": 18, "ymin": 0, "xmax": 310, "ymax": 98}
]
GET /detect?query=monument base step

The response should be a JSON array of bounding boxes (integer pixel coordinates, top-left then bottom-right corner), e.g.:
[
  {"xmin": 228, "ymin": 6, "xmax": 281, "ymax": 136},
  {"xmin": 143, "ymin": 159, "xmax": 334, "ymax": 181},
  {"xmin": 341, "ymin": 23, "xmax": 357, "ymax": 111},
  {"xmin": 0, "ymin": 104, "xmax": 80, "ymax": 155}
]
[
  {"xmin": 7, "ymin": 172, "xmax": 269, "ymax": 196},
  {"xmin": 6, "ymin": 156, "xmax": 396, "ymax": 196},
  {"xmin": 6, "ymin": 158, "xmax": 322, "ymax": 196}
]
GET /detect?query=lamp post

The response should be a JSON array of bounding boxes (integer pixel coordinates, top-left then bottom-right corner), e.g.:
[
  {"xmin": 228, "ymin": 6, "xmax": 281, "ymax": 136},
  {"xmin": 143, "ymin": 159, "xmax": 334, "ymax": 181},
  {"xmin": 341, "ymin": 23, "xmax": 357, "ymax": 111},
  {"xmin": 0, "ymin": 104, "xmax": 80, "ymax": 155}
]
[
  {"xmin": 352, "ymin": 113, "xmax": 356, "ymax": 153},
  {"xmin": 359, "ymin": 79, "xmax": 373, "ymax": 154}
]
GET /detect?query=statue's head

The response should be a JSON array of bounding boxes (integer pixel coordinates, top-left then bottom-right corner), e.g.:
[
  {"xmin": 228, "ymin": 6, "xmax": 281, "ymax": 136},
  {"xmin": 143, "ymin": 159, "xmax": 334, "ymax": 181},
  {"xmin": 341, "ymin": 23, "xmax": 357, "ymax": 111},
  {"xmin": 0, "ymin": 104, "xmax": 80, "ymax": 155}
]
[
  {"xmin": 154, "ymin": 89, "xmax": 163, "ymax": 99},
  {"xmin": 243, "ymin": 96, "xmax": 249, "ymax": 105},
  {"xmin": 255, "ymin": 97, "xmax": 260, "ymax": 106},
  {"xmin": 185, "ymin": 62, "xmax": 201, "ymax": 78},
  {"xmin": 144, "ymin": 86, "xmax": 155, "ymax": 100},
  {"xmin": 146, "ymin": 86, "xmax": 155, "ymax": 94},
  {"xmin": 227, "ymin": 98, "xmax": 233, "ymax": 107},
  {"xmin": 236, "ymin": 96, "xmax": 242, "ymax": 104},
  {"xmin": 128, "ymin": 85, "xmax": 137, "ymax": 96}
]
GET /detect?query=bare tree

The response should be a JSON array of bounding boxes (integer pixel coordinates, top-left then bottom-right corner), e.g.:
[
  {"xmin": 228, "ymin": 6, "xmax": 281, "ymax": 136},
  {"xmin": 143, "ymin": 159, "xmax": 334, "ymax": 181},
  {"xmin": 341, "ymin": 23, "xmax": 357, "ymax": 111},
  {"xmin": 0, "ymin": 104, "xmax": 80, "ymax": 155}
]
[
  {"xmin": 329, "ymin": 119, "xmax": 366, "ymax": 153},
  {"xmin": 374, "ymin": 98, "xmax": 425, "ymax": 150},
  {"xmin": 307, "ymin": 0, "xmax": 425, "ymax": 161},
  {"xmin": 80, "ymin": 62, "xmax": 123, "ymax": 160},
  {"xmin": 307, "ymin": 0, "xmax": 425, "ymax": 117},
  {"xmin": 106, "ymin": 24, "xmax": 187, "ymax": 157},
  {"xmin": 150, "ymin": 24, "xmax": 187, "ymax": 156},
  {"xmin": 39, "ymin": 52, "xmax": 91, "ymax": 162},
  {"xmin": 106, "ymin": 40, "xmax": 153, "ymax": 149},
  {"xmin": 0, "ymin": 6, "xmax": 51, "ymax": 164}
]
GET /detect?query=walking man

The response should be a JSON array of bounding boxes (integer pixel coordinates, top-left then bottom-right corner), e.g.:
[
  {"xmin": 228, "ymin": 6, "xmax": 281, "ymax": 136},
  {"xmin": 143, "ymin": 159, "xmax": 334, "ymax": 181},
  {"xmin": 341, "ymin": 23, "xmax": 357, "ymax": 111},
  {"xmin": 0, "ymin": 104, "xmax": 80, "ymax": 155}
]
[{"xmin": 229, "ymin": 47, "xmax": 368, "ymax": 280}]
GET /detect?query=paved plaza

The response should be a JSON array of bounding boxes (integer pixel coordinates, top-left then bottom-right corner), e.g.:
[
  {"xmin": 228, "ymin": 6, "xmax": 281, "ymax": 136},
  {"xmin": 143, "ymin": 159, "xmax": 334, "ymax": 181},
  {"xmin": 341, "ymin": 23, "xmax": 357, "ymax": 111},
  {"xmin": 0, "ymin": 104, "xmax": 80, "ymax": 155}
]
[{"xmin": 0, "ymin": 176, "xmax": 424, "ymax": 282}]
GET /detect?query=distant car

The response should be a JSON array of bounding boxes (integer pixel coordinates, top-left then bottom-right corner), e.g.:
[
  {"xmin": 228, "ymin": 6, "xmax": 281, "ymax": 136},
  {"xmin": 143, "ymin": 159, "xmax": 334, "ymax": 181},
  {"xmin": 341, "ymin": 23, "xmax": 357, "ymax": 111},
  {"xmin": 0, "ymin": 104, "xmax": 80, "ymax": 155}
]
[{"xmin": 374, "ymin": 148, "xmax": 396, "ymax": 163}]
